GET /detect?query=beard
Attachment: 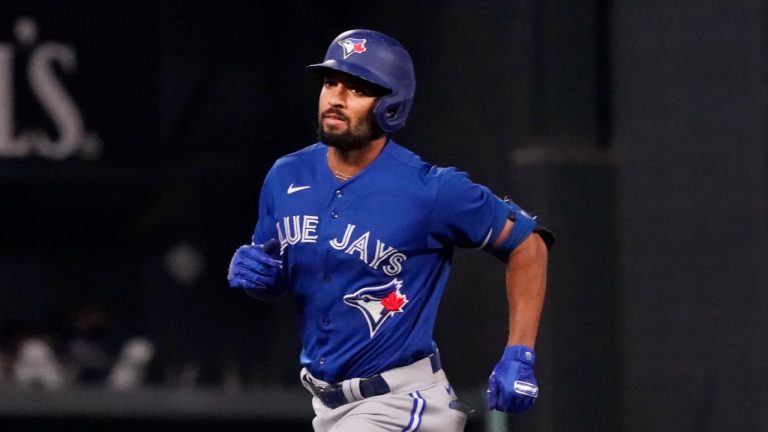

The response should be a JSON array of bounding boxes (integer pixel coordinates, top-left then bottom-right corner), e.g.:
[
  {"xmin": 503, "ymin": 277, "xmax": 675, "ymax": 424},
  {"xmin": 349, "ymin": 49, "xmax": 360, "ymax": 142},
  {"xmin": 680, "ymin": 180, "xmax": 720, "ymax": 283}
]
[{"xmin": 317, "ymin": 108, "xmax": 384, "ymax": 152}]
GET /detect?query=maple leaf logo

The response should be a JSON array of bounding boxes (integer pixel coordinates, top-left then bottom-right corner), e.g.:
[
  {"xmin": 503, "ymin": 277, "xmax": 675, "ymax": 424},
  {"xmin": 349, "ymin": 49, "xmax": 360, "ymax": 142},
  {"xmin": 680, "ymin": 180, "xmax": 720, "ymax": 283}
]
[
  {"xmin": 381, "ymin": 291, "xmax": 406, "ymax": 312},
  {"xmin": 343, "ymin": 278, "xmax": 408, "ymax": 337},
  {"xmin": 352, "ymin": 42, "xmax": 366, "ymax": 54},
  {"xmin": 338, "ymin": 38, "xmax": 368, "ymax": 59}
]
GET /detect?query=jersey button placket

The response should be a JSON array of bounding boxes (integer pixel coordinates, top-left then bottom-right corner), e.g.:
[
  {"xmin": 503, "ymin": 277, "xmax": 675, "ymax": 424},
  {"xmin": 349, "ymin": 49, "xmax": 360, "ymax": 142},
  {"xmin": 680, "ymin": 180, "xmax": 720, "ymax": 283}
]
[
  {"xmin": 329, "ymin": 188, "xmax": 343, "ymax": 219},
  {"xmin": 324, "ymin": 189, "xmax": 342, "ymax": 296}
]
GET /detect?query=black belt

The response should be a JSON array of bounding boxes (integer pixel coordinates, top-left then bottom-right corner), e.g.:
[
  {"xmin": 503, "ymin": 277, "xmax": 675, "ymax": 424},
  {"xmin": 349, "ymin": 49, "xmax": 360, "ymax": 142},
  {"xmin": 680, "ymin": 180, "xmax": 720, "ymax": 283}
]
[{"xmin": 305, "ymin": 352, "xmax": 442, "ymax": 409}]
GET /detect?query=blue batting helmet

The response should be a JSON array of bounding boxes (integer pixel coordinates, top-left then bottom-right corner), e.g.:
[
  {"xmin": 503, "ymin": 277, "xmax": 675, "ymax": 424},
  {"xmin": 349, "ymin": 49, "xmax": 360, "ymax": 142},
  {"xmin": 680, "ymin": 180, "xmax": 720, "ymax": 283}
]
[{"xmin": 307, "ymin": 29, "xmax": 416, "ymax": 133}]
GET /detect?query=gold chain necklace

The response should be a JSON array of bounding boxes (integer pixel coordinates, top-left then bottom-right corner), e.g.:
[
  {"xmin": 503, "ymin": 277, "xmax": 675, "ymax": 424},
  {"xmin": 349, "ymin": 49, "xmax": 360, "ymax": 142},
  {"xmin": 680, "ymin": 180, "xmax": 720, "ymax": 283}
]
[{"xmin": 326, "ymin": 152, "xmax": 353, "ymax": 181}]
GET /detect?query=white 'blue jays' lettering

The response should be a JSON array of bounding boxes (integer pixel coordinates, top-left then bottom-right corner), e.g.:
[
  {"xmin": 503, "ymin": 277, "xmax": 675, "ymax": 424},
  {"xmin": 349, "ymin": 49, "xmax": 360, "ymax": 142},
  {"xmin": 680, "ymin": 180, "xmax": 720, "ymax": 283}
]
[
  {"xmin": 330, "ymin": 224, "xmax": 406, "ymax": 275},
  {"xmin": 278, "ymin": 218, "xmax": 407, "ymax": 275},
  {"xmin": 276, "ymin": 215, "xmax": 319, "ymax": 253}
]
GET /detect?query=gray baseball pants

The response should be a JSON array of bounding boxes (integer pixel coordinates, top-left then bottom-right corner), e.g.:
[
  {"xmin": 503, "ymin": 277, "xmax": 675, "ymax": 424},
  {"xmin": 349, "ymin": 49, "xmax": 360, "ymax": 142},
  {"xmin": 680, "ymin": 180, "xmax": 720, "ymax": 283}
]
[{"xmin": 301, "ymin": 356, "xmax": 468, "ymax": 431}]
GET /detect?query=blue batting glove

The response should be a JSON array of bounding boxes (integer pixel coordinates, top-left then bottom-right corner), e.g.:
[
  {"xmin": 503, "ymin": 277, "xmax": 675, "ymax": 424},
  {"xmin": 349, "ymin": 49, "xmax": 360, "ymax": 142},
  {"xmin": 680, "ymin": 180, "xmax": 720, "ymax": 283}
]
[
  {"xmin": 487, "ymin": 345, "xmax": 539, "ymax": 413},
  {"xmin": 227, "ymin": 238, "xmax": 282, "ymax": 290}
]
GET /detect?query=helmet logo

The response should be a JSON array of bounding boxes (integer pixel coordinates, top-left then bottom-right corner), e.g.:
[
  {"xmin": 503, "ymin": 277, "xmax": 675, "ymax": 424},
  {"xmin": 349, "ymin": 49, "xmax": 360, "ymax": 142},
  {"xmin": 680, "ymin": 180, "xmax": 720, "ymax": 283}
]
[{"xmin": 338, "ymin": 38, "xmax": 367, "ymax": 59}]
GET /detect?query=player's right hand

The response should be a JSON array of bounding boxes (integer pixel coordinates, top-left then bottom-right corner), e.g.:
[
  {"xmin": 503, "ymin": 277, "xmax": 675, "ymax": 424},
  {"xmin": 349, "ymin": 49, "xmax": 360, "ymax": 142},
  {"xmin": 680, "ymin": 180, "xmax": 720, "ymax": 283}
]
[{"xmin": 227, "ymin": 238, "xmax": 283, "ymax": 289}]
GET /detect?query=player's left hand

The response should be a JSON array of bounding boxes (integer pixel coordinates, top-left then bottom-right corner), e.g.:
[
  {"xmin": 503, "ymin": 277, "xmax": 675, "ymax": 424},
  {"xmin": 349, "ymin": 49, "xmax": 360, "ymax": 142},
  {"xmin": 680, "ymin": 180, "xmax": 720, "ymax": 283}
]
[{"xmin": 486, "ymin": 345, "xmax": 539, "ymax": 413}]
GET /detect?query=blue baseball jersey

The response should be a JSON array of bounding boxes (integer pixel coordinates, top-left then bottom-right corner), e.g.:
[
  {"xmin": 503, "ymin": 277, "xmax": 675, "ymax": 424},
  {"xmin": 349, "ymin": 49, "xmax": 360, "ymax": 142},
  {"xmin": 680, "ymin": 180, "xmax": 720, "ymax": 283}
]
[{"xmin": 251, "ymin": 140, "xmax": 533, "ymax": 383}]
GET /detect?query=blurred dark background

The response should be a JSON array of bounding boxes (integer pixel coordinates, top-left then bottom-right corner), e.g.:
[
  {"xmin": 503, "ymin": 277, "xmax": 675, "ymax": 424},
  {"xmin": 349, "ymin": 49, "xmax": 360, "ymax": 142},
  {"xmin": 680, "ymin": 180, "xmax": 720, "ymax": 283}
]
[{"xmin": 0, "ymin": 0, "xmax": 766, "ymax": 431}]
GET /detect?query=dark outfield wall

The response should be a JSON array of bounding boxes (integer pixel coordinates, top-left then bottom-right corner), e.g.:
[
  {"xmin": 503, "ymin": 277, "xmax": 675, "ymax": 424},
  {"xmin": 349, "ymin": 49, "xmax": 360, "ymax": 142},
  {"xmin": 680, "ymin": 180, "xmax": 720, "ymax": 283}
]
[{"xmin": 613, "ymin": 1, "xmax": 768, "ymax": 431}]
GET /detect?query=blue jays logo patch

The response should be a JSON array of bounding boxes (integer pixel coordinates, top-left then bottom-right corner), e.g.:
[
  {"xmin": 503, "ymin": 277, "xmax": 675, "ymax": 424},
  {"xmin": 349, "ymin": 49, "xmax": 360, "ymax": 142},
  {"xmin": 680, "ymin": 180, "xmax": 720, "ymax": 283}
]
[
  {"xmin": 343, "ymin": 278, "xmax": 408, "ymax": 337},
  {"xmin": 338, "ymin": 38, "xmax": 367, "ymax": 59}
]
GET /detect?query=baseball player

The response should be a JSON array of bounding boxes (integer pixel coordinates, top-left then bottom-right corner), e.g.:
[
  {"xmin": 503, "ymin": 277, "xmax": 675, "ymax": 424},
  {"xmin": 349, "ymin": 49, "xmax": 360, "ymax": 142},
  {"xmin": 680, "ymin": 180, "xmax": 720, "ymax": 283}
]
[{"xmin": 228, "ymin": 29, "xmax": 554, "ymax": 432}]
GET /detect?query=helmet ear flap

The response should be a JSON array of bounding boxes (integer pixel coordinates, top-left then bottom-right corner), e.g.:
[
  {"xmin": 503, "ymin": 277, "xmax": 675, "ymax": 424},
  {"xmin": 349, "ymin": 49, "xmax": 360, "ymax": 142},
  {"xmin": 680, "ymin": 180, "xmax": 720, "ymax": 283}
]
[
  {"xmin": 385, "ymin": 104, "xmax": 400, "ymax": 119},
  {"xmin": 374, "ymin": 96, "xmax": 412, "ymax": 133}
]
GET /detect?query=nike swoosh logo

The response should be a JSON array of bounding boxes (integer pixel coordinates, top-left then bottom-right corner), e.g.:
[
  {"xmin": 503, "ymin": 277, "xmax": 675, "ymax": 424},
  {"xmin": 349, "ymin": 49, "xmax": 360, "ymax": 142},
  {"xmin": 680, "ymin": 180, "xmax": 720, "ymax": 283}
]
[{"xmin": 287, "ymin": 184, "xmax": 311, "ymax": 194}]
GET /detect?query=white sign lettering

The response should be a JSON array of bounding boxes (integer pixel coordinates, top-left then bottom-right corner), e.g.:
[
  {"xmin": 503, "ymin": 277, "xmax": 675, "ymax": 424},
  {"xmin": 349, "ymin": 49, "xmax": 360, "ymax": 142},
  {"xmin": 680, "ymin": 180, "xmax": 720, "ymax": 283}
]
[{"xmin": 0, "ymin": 16, "xmax": 100, "ymax": 160}]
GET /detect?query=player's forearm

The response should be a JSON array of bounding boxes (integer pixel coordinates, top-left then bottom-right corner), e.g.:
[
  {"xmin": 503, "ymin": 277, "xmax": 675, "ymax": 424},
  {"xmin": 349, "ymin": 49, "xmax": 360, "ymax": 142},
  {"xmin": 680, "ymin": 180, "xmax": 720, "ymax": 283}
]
[{"xmin": 505, "ymin": 233, "xmax": 548, "ymax": 348}]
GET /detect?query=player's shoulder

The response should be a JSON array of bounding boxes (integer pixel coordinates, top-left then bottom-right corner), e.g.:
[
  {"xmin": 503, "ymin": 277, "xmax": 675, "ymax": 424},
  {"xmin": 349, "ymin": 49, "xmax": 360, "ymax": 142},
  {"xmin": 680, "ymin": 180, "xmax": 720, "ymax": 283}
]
[
  {"xmin": 382, "ymin": 141, "xmax": 462, "ymax": 182},
  {"xmin": 272, "ymin": 143, "xmax": 324, "ymax": 170},
  {"xmin": 260, "ymin": 143, "xmax": 323, "ymax": 189},
  {"xmin": 387, "ymin": 143, "xmax": 481, "ymax": 199}
]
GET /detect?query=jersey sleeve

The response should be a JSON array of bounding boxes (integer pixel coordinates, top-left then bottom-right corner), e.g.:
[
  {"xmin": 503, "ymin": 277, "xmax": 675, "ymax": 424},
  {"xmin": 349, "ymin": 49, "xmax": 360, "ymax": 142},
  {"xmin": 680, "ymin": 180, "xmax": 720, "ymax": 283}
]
[
  {"xmin": 246, "ymin": 166, "xmax": 288, "ymax": 299},
  {"xmin": 428, "ymin": 168, "xmax": 541, "ymax": 261},
  {"xmin": 251, "ymin": 167, "xmax": 280, "ymax": 246}
]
